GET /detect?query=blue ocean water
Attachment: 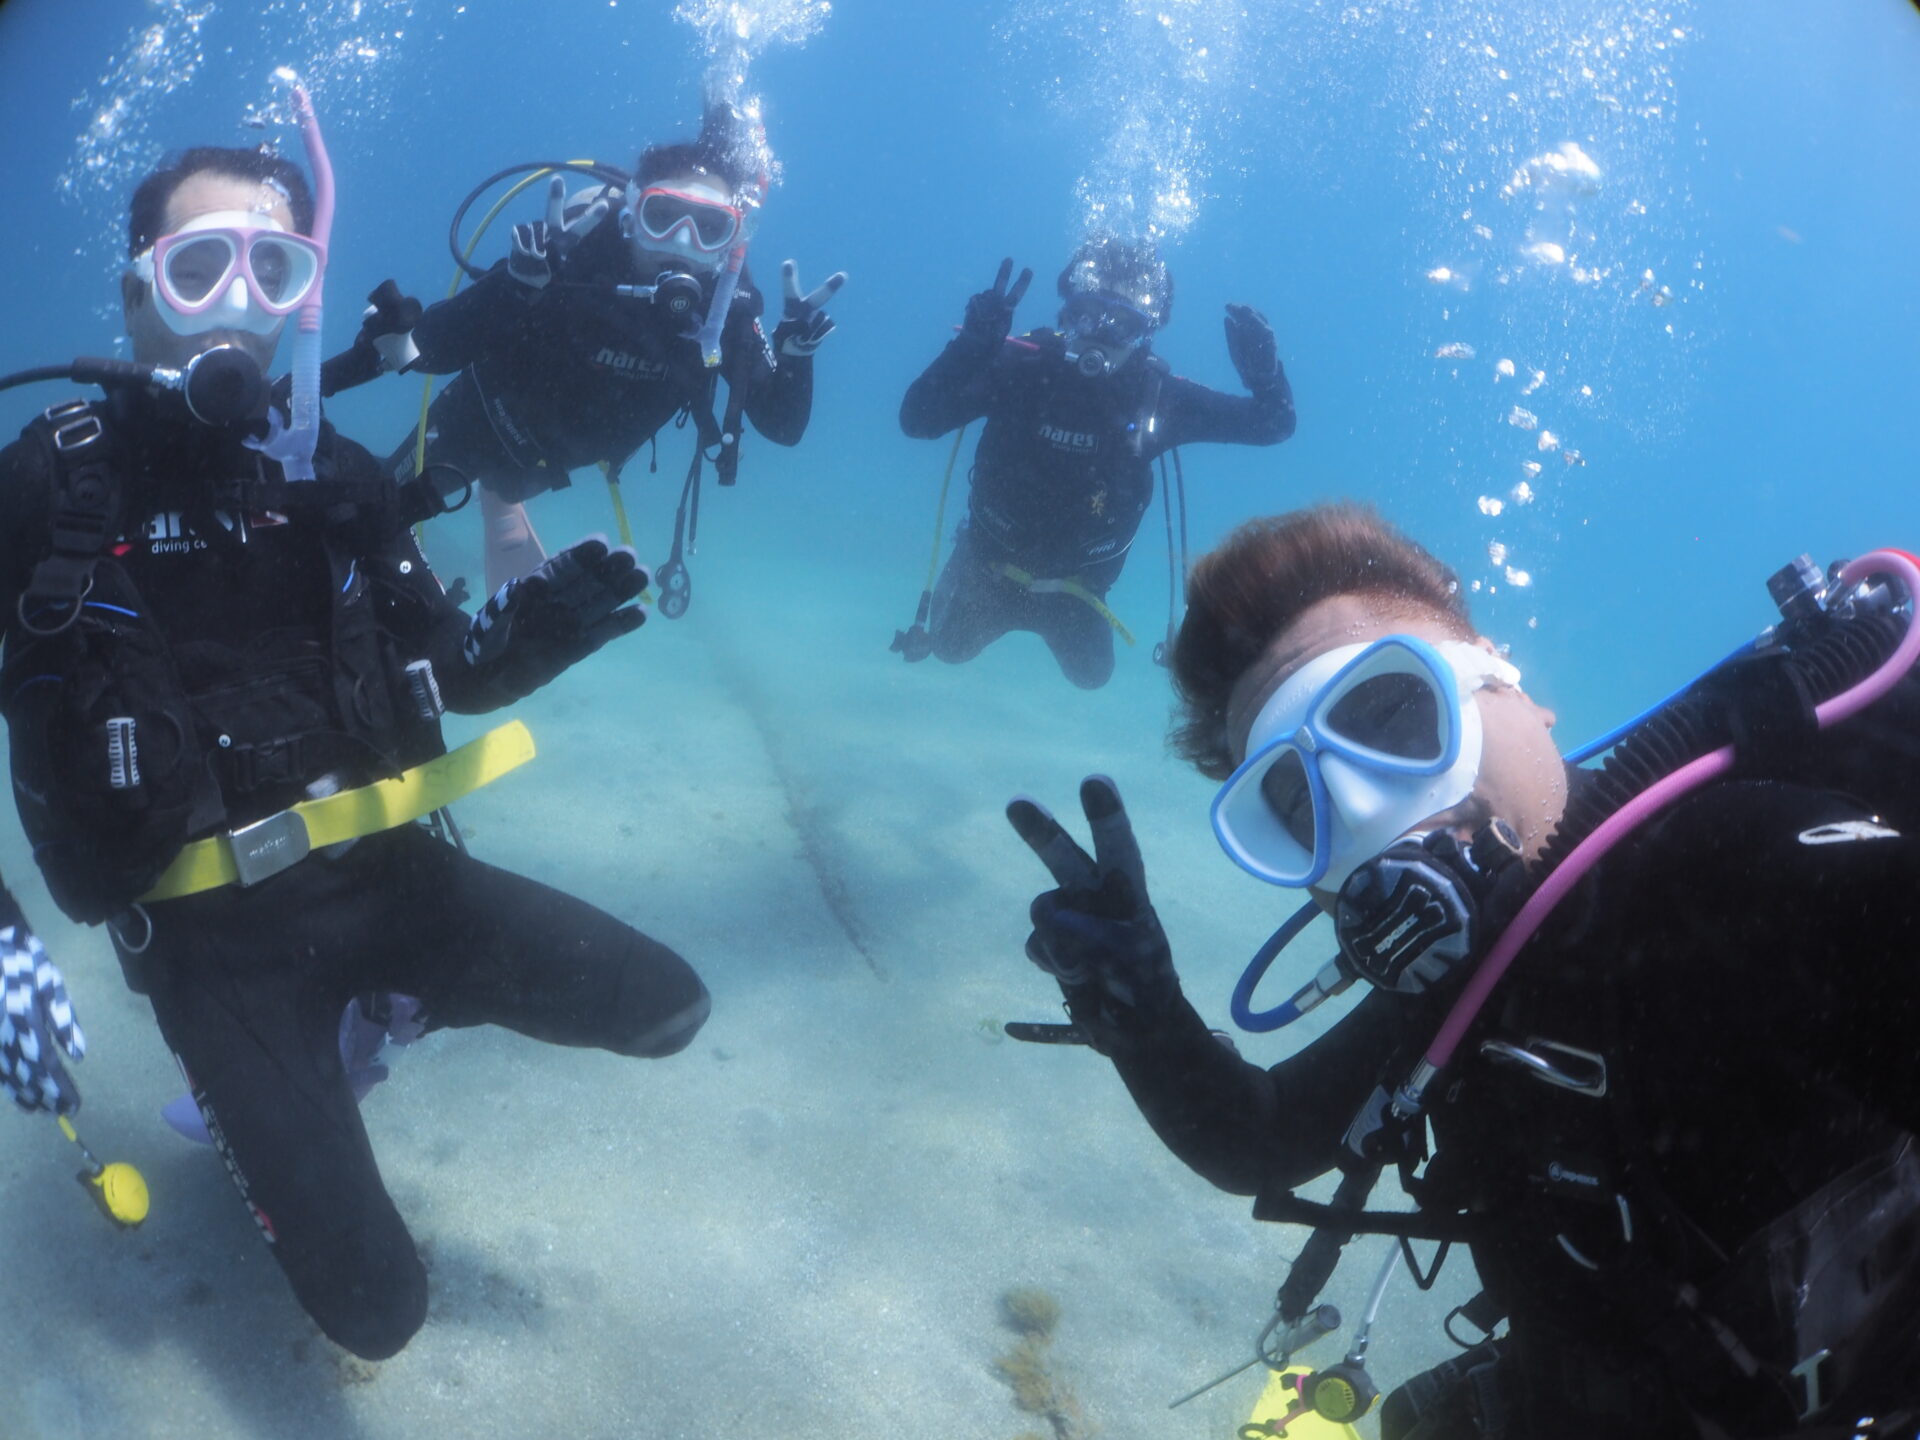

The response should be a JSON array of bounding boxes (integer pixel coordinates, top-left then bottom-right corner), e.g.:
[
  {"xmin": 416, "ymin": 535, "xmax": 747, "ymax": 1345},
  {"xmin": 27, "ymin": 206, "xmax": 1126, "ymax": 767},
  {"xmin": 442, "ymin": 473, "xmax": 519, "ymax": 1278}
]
[
  {"xmin": 5, "ymin": 0, "xmax": 1917, "ymax": 728},
  {"xmin": 0, "ymin": 2, "xmax": 1917, "ymax": 1437}
]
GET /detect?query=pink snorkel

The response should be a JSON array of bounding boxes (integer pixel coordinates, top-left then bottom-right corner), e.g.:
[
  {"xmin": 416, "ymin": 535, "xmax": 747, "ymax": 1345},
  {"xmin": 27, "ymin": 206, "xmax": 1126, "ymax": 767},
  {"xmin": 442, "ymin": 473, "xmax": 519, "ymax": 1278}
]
[
  {"xmin": 247, "ymin": 70, "xmax": 334, "ymax": 481},
  {"xmin": 1392, "ymin": 548, "xmax": 1920, "ymax": 1118}
]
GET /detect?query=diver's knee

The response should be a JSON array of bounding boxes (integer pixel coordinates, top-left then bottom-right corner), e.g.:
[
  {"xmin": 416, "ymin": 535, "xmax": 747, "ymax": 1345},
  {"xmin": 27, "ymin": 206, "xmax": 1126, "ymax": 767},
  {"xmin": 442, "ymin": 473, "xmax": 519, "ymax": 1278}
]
[
  {"xmin": 930, "ymin": 622, "xmax": 985, "ymax": 665},
  {"xmin": 617, "ymin": 982, "xmax": 710, "ymax": 1058},
  {"xmin": 296, "ymin": 1245, "xmax": 428, "ymax": 1361},
  {"xmin": 1062, "ymin": 654, "xmax": 1114, "ymax": 690}
]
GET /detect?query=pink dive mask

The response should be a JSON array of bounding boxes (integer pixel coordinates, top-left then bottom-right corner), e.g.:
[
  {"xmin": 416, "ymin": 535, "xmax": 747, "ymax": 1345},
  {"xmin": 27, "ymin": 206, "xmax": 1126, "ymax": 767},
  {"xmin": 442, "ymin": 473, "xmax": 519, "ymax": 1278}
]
[{"xmin": 135, "ymin": 210, "xmax": 326, "ymax": 336}]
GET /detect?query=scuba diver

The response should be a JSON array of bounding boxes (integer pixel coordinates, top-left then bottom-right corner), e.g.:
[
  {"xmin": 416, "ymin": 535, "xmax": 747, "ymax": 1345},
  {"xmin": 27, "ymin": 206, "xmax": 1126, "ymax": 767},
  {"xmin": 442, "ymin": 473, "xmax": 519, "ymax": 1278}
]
[
  {"xmin": 896, "ymin": 236, "xmax": 1295, "ymax": 690},
  {"xmin": 372, "ymin": 107, "xmax": 844, "ymax": 597},
  {"xmin": 1004, "ymin": 502, "xmax": 1920, "ymax": 1436},
  {"xmin": 0, "ymin": 118, "xmax": 709, "ymax": 1362}
]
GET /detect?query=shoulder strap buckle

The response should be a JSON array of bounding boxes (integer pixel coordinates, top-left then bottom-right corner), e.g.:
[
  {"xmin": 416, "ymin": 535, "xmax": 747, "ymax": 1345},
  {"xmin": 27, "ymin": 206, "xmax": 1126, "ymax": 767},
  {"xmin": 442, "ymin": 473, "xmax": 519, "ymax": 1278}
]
[
  {"xmin": 50, "ymin": 412, "xmax": 105, "ymax": 454},
  {"xmin": 18, "ymin": 397, "xmax": 120, "ymax": 637}
]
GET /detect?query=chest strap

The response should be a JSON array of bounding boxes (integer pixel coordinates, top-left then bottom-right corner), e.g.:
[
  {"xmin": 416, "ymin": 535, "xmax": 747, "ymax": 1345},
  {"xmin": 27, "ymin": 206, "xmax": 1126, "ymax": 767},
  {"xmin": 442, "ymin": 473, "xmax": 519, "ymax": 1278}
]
[{"xmin": 138, "ymin": 720, "xmax": 534, "ymax": 901}]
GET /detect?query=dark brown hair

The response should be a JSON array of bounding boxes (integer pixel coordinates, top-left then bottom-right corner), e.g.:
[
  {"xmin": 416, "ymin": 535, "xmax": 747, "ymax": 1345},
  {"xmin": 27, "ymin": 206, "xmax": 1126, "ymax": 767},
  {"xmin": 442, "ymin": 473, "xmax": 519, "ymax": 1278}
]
[
  {"xmin": 129, "ymin": 146, "xmax": 314, "ymax": 257},
  {"xmin": 1169, "ymin": 502, "xmax": 1475, "ymax": 778},
  {"xmin": 634, "ymin": 140, "xmax": 748, "ymax": 193}
]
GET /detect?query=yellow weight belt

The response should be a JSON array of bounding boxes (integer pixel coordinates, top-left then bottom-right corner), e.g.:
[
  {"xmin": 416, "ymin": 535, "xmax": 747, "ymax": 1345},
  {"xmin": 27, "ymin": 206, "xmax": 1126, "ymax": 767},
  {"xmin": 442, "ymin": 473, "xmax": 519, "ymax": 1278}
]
[
  {"xmin": 138, "ymin": 720, "xmax": 537, "ymax": 902},
  {"xmin": 993, "ymin": 563, "xmax": 1136, "ymax": 647}
]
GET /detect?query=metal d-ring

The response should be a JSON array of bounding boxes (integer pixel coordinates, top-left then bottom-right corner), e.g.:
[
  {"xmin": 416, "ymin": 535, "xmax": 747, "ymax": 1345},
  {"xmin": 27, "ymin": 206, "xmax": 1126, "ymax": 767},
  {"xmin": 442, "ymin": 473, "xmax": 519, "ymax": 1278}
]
[
  {"xmin": 16, "ymin": 576, "xmax": 92, "ymax": 637},
  {"xmin": 108, "ymin": 903, "xmax": 154, "ymax": 956}
]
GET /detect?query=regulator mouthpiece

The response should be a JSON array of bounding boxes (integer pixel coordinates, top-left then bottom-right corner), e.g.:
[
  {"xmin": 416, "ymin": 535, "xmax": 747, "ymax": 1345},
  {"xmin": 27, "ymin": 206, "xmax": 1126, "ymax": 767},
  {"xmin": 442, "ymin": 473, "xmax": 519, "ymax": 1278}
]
[
  {"xmin": 178, "ymin": 345, "xmax": 266, "ymax": 426},
  {"xmin": 653, "ymin": 271, "xmax": 704, "ymax": 322}
]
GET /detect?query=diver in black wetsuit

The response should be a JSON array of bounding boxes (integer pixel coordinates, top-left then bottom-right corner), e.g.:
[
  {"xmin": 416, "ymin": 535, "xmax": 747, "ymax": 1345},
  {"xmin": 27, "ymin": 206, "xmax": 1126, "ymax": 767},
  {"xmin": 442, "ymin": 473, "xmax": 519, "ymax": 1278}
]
[
  {"xmin": 387, "ymin": 117, "xmax": 843, "ymax": 594},
  {"xmin": 0, "ymin": 145, "xmax": 708, "ymax": 1361},
  {"xmin": 898, "ymin": 236, "xmax": 1295, "ymax": 689},
  {"xmin": 1004, "ymin": 504, "xmax": 1920, "ymax": 1437}
]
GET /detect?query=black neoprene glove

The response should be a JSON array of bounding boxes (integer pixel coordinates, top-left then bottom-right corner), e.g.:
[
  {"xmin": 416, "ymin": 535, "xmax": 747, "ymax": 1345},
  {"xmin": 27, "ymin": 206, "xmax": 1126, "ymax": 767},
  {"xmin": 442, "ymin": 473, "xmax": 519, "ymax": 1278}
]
[
  {"xmin": 960, "ymin": 258, "xmax": 1033, "ymax": 350},
  {"xmin": 772, "ymin": 259, "xmax": 846, "ymax": 358},
  {"xmin": 462, "ymin": 538, "xmax": 649, "ymax": 703},
  {"xmin": 507, "ymin": 176, "xmax": 611, "ymax": 292},
  {"xmin": 1223, "ymin": 303, "xmax": 1281, "ymax": 390},
  {"xmin": 1007, "ymin": 777, "xmax": 1181, "ymax": 1047},
  {"xmin": 319, "ymin": 281, "xmax": 425, "ymax": 396},
  {"xmin": 360, "ymin": 279, "xmax": 422, "ymax": 371}
]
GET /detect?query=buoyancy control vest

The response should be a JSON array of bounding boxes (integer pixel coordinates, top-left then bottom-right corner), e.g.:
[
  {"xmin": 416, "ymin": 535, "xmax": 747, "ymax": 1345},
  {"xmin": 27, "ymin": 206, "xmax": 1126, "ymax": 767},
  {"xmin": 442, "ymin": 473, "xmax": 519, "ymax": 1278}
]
[
  {"xmin": 1, "ymin": 397, "xmax": 449, "ymax": 923},
  {"xmin": 1430, "ymin": 618, "xmax": 1920, "ymax": 1431},
  {"xmin": 969, "ymin": 341, "xmax": 1169, "ymax": 574},
  {"xmin": 1422, "ymin": 972, "xmax": 1920, "ymax": 1433}
]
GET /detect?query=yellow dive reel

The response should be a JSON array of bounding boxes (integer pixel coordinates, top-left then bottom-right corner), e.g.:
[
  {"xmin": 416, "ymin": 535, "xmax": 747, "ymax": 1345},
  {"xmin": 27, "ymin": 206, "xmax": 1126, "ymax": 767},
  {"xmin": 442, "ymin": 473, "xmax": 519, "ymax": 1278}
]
[{"xmin": 57, "ymin": 1114, "xmax": 150, "ymax": 1227}]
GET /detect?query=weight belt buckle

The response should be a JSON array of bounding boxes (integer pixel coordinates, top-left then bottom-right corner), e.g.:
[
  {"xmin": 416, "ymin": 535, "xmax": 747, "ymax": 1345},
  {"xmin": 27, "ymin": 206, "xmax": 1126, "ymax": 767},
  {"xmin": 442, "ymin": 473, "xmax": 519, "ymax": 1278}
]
[{"xmin": 227, "ymin": 809, "xmax": 312, "ymax": 887}]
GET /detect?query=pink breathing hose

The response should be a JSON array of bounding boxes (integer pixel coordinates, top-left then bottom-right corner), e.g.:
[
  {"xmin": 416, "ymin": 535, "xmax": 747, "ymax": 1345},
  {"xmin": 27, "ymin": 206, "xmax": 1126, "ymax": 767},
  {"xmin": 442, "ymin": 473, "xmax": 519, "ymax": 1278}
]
[{"xmin": 1398, "ymin": 548, "xmax": 1920, "ymax": 1112}]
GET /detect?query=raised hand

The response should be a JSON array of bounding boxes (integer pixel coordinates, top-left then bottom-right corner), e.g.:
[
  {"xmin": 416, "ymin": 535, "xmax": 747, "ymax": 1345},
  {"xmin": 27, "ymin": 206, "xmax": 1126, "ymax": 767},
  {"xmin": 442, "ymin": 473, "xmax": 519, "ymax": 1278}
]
[
  {"xmin": 508, "ymin": 175, "xmax": 611, "ymax": 291},
  {"xmin": 774, "ymin": 259, "xmax": 846, "ymax": 358},
  {"xmin": 961, "ymin": 257, "xmax": 1033, "ymax": 349},
  {"xmin": 1006, "ymin": 776, "xmax": 1178, "ymax": 1025},
  {"xmin": 1223, "ymin": 303, "xmax": 1280, "ymax": 389},
  {"xmin": 463, "ymin": 536, "xmax": 649, "ymax": 702}
]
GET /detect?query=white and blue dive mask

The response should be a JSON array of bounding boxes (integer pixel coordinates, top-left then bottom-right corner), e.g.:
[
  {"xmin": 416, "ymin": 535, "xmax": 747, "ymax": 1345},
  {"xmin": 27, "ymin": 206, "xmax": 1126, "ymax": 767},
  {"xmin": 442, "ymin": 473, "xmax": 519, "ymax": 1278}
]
[{"xmin": 1212, "ymin": 636, "xmax": 1522, "ymax": 891}]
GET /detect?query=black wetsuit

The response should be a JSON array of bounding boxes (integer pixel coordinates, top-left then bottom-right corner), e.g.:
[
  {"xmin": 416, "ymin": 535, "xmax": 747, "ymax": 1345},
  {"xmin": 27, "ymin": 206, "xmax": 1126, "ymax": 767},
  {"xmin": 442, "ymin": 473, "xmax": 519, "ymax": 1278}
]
[
  {"xmin": 400, "ymin": 220, "xmax": 810, "ymax": 498},
  {"xmin": 1095, "ymin": 671, "xmax": 1920, "ymax": 1436},
  {"xmin": 899, "ymin": 328, "xmax": 1294, "ymax": 688},
  {"xmin": 0, "ymin": 389, "xmax": 708, "ymax": 1360}
]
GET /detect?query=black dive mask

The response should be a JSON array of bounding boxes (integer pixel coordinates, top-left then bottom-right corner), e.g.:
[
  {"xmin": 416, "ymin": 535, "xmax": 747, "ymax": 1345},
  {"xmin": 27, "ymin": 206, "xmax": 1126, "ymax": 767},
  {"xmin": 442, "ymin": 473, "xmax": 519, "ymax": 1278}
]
[{"xmin": 1060, "ymin": 295, "xmax": 1152, "ymax": 378}]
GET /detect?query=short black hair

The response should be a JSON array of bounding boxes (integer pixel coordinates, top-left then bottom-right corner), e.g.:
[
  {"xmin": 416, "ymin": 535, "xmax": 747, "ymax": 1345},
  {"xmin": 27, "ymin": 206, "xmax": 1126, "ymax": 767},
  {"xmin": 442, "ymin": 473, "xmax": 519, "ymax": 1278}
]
[
  {"xmin": 634, "ymin": 140, "xmax": 747, "ymax": 195},
  {"xmin": 128, "ymin": 146, "xmax": 315, "ymax": 257}
]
